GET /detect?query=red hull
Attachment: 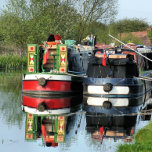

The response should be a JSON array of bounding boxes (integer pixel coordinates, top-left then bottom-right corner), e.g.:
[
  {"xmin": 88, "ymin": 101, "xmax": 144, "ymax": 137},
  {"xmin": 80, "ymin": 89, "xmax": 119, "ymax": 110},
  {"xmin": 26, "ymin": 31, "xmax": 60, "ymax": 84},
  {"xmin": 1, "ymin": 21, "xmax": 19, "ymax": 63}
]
[{"xmin": 22, "ymin": 80, "xmax": 82, "ymax": 94}]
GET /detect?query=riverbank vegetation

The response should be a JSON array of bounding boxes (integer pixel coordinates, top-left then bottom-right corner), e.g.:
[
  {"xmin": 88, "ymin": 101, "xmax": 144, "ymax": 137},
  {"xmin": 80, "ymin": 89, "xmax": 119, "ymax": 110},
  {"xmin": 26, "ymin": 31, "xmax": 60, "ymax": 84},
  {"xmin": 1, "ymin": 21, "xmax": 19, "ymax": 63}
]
[
  {"xmin": 0, "ymin": 55, "xmax": 26, "ymax": 70},
  {"xmin": 0, "ymin": 71, "xmax": 24, "ymax": 127},
  {"xmin": 118, "ymin": 122, "xmax": 152, "ymax": 152},
  {"xmin": 0, "ymin": 0, "xmax": 118, "ymax": 49},
  {"xmin": 0, "ymin": 0, "xmax": 150, "ymax": 47},
  {"xmin": 0, "ymin": 0, "xmax": 151, "ymax": 69}
]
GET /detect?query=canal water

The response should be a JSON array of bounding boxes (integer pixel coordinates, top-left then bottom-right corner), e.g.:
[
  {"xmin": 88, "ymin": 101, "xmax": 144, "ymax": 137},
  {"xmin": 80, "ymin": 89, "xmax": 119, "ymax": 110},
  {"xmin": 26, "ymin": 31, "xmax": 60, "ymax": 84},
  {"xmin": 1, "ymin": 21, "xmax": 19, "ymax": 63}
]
[{"xmin": 0, "ymin": 71, "xmax": 151, "ymax": 152}]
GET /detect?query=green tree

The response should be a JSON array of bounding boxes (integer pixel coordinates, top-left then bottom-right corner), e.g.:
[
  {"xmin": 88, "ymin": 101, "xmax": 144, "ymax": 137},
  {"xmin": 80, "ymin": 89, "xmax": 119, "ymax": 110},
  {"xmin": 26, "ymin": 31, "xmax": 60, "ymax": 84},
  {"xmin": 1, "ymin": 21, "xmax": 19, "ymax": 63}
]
[
  {"xmin": 118, "ymin": 33, "xmax": 142, "ymax": 45},
  {"xmin": 0, "ymin": 0, "xmax": 118, "ymax": 49},
  {"xmin": 0, "ymin": 0, "xmax": 79, "ymax": 47},
  {"xmin": 113, "ymin": 18, "xmax": 149, "ymax": 33},
  {"xmin": 73, "ymin": 0, "xmax": 118, "ymax": 42},
  {"xmin": 86, "ymin": 22, "xmax": 111, "ymax": 44},
  {"xmin": 0, "ymin": 13, "xmax": 28, "ymax": 47}
]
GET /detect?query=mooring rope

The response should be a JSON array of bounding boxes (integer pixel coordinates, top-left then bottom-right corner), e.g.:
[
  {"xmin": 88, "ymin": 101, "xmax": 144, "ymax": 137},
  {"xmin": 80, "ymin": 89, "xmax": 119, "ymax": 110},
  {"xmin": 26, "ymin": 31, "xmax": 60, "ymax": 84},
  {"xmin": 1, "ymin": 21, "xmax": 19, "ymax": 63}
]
[
  {"xmin": 108, "ymin": 34, "xmax": 152, "ymax": 81},
  {"xmin": 109, "ymin": 34, "xmax": 152, "ymax": 63},
  {"xmin": 48, "ymin": 70, "xmax": 88, "ymax": 78},
  {"xmin": 135, "ymin": 76, "xmax": 152, "ymax": 81},
  {"xmin": 64, "ymin": 72, "xmax": 88, "ymax": 78}
]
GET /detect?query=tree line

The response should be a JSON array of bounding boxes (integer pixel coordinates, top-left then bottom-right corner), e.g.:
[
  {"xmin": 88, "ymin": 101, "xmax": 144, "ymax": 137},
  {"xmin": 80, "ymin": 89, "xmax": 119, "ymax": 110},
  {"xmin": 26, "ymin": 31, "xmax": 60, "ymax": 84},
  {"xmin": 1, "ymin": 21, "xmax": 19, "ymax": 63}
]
[{"xmin": 0, "ymin": 0, "xmax": 151, "ymax": 54}]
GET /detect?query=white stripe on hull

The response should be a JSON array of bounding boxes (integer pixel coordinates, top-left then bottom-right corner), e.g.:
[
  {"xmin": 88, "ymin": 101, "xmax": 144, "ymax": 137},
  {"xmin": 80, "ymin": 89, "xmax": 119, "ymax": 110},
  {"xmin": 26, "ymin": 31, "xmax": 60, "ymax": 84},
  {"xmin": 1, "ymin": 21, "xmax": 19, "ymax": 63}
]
[
  {"xmin": 23, "ymin": 74, "xmax": 73, "ymax": 81},
  {"xmin": 87, "ymin": 97, "xmax": 129, "ymax": 107},
  {"xmin": 88, "ymin": 86, "xmax": 129, "ymax": 95},
  {"xmin": 22, "ymin": 105, "xmax": 70, "ymax": 115}
]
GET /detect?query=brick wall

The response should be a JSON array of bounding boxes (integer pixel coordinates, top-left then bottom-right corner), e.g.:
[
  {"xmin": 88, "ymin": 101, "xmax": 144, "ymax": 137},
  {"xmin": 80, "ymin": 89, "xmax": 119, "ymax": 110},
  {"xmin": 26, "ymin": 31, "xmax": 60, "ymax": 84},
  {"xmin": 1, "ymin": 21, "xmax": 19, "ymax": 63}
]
[{"xmin": 120, "ymin": 28, "xmax": 151, "ymax": 46}]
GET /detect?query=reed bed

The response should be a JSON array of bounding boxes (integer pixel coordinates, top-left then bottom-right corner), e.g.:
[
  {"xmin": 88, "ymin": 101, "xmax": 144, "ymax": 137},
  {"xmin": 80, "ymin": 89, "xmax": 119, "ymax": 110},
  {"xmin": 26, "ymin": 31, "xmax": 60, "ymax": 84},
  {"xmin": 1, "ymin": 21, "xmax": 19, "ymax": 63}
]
[{"xmin": 0, "ymin": 55, "xmax": 26, "ymax": 70}]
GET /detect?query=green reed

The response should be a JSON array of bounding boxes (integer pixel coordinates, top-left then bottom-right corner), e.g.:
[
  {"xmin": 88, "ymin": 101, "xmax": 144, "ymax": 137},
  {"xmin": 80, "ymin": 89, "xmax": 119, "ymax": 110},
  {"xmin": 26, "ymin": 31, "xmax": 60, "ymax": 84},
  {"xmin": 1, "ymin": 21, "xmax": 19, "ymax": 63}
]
[{"xmin": 0, "ymin": 55, "xmax": 26, "ymax": 70}]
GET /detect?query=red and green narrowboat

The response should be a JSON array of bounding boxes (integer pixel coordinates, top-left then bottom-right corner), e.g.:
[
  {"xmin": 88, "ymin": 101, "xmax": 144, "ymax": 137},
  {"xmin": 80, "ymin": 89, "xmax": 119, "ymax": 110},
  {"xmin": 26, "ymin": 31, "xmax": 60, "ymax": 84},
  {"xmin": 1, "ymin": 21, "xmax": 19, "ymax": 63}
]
[
  {"xmin": 22, "ymin": 38, "xmax": 88, "ymax": 95},
  {"xmin": 25, "ymin": 110, "xmax": 80, "ymax": 147},
  {"xmin": 25, "ymin": 113, "xmax": 66, "ymax": 146}
]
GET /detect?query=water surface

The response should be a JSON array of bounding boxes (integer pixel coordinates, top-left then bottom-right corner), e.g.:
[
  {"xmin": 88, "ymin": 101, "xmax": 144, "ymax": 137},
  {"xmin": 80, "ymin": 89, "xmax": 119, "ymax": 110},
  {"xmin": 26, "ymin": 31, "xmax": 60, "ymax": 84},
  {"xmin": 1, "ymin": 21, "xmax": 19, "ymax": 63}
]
[{"xmin": 0, "ymin": 71, "xmax": 151, "ymax": 152}]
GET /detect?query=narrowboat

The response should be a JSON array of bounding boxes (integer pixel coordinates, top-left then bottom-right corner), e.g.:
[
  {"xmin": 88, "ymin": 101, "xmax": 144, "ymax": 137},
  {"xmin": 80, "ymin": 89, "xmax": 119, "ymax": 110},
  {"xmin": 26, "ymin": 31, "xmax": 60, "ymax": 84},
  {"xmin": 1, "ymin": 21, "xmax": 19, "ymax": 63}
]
[
  {"xmin": 25, "ymin": 113, "xmax": 67, "ymax": 145},
  {"xmin": 83, "ymin": 46, "xmax": 152, "ymax": 107},
  {"xmin": 22, "ymin": 35, "xmax": 92, "ymax": 95},
  {"xmin": 24, "ymin": 109, "xmax": 81, "ymax": 146}
]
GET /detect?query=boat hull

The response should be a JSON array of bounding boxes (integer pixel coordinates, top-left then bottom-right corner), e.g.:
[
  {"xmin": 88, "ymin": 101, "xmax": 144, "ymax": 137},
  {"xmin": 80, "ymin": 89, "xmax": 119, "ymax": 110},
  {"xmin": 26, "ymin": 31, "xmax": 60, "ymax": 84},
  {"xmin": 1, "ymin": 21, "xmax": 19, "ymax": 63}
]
[
  {"xmin": 22, "ymin": 73, "xmax": 83, "ymax": 95},
  {"xmin": 83, "ymin": 71, "xmax": 152, "ymax": 107},
  {"xmin": 83, "ymin": 76, "xmax": 152, "ymax": 98}
]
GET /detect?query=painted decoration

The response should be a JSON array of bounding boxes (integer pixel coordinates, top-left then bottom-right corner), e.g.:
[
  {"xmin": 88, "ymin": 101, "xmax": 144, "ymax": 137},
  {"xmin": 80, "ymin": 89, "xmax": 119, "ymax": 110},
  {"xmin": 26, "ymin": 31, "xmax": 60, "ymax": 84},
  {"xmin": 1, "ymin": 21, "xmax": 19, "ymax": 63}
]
[
  {"xmin": 57, "ymin": 45, "xmax": 67, "ymax": 73},
  {"xmin": 29, "ymin": 53, "xmax": 34, "ymax": 65},
  {"xmin": 25, "ymin": 114, "xmax": 66, "ymax": 144},
  {"xmin": 57, "ymin": 116, "xmax": 65, "ymax": 135},
  {"xmin": 27, "ymin": 44, "xmax": 39, "ymax": 73},
  {"xmin": 25, "ymin": 113, "xmax": 36, "ymax": 140}
]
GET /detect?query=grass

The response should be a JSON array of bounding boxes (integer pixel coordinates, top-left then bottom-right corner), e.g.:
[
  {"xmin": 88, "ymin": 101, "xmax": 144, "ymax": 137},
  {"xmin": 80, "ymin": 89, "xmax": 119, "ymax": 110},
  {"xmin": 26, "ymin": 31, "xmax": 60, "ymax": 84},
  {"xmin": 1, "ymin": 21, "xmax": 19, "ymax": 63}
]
[
  {"xmin": 0, "ymin": 55, "xmax": 26, "ymax": 70},
  {"xmin": 117, "ymin": 122, "xmax": 152, "ymax": 152}
]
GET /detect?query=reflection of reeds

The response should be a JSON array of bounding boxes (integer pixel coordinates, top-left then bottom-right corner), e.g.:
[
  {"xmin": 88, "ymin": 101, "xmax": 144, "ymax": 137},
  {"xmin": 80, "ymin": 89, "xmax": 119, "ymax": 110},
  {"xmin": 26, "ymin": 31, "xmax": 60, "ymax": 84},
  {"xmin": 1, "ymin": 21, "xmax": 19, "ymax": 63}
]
[
  {"xmin": 0, "ymin": 71, "xmax": 24, "ymax": 127},
  {"xmin": 0, "ymin": 71, "xmax": 23, "ymax": 92},
  {"xmin": 0, "ymin": 55, "xmax": 26, "ymax": 70}
]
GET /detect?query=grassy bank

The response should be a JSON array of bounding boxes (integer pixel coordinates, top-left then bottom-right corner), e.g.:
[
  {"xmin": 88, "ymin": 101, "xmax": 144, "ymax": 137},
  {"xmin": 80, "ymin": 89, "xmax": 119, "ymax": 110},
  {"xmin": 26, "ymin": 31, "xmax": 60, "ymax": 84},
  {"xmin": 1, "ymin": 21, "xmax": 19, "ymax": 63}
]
[
  {"xmin": 118, "ymin": 122, "xmax": 152, "ymax": 152},
  {"xmin": 0, "ymin": 55, "xmax": 26, "ymax": 70}
]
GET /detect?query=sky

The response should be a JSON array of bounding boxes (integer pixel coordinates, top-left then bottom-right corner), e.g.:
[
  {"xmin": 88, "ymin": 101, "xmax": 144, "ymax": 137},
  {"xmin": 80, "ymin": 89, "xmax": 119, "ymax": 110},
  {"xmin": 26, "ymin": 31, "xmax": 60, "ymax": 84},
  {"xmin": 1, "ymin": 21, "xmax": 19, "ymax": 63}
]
[
  {"xmin": 117, "ymin": 0, "xmax": 152, "ymax": 25},
  {"xmin": 0, "ymin": 0, "xmax": 152, "ymax": 25}
]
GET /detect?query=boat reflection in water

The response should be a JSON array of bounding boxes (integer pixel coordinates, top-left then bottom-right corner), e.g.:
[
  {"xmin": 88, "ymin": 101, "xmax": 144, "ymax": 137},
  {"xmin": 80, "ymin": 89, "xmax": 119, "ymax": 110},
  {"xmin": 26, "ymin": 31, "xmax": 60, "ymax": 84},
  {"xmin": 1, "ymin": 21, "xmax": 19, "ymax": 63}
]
[
  {"xmin": 83, "ymin": 96, "xmax": 141, "ymax": 144},
  {"xmin": 22, "ymin": 94, "xmax": 82, "ymax": 115},
  {"xmin": 21, "ymin": 93, "xmax": 152, "ymax": 149},
  {"xmin": 22, "ymin": 94, "xmax": 82, "ymax": 147},
  {"xmin": 85, "ymin": 112, "xmax": 137, "ymax": 143}
]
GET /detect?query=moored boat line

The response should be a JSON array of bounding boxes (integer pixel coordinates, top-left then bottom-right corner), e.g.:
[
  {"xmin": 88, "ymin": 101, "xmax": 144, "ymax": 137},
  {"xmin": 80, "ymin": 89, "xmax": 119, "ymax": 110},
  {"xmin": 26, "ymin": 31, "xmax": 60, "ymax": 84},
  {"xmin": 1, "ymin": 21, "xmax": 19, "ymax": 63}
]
[
  {"xmin": 83, "ymin": 43, "xmax": 152, "ymax": 107},
  {"xmin": 22, "ymin": 34, "xmax": 152, "ymax": 109}
]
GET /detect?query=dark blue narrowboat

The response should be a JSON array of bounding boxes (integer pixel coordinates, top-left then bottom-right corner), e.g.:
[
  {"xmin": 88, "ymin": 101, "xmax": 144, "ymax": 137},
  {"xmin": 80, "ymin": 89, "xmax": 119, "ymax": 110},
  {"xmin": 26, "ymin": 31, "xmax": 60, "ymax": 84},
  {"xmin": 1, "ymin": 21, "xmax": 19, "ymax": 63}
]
[{"xmin": 83, "ymin": 47, "xmax": 152, "ymax": 107}]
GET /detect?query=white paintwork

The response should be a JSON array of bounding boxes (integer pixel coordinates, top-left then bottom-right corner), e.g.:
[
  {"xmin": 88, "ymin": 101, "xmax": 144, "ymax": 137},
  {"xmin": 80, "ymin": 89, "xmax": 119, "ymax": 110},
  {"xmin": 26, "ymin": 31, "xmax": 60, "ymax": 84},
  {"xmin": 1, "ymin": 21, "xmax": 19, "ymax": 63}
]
[
  {"xmin": 23, "ymin": 73, "xmax": 72, "ymax": 81},
  {"xmin": 87, "ymin": 86, "xmax": 129, "ymax": 95},
  {"xmin": 22, "ymin": 105, "xmax": 70, "ymax": 115},
  {"xmin": 87, "ymin": 97, "xmax": 129, "ymax": 107},
  {"xmin": 137, "ymin": 48, "xmax": 151, "ymax": 53}
]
